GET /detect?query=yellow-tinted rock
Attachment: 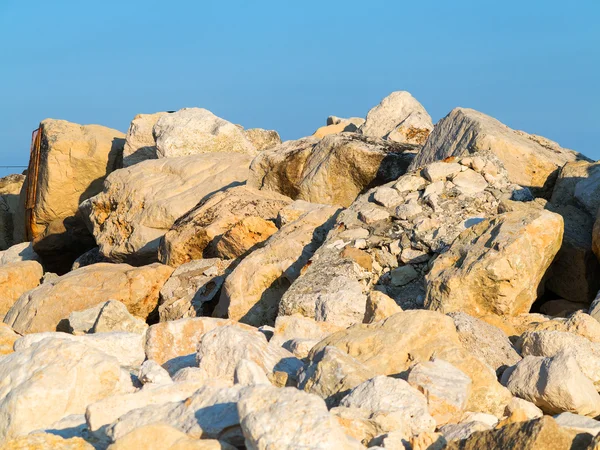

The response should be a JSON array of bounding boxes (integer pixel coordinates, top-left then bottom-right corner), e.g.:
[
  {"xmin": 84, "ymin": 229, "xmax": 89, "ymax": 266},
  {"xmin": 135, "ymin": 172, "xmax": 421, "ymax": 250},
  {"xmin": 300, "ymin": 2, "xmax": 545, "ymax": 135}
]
[
  {"xmin": 0, "ymin": 261, "xmax": 43, "ymax": 317},
  {"xmin": 2, "ymin": 433, "xmax": 94, "ymax": 450}
]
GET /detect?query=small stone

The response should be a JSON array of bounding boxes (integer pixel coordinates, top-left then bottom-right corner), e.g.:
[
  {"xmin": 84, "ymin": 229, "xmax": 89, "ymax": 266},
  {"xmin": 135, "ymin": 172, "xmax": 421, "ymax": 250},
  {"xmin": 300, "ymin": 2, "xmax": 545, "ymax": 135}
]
[
  {"xmin": 390, "ymin": 265, "xmax": 418, "ymax": 286},
  {"xmin": 394, "ymin": 175, "xmax": 428, "ymax": 192},
  {"xmin": 364, "ymin": 291, "xmax": 402, "ymax": 323},
  {"xmin": 400, "ymin": 248, "xmax": 430, "ymax": 264},
  {"xmin": 554, "ymin": 412, "xmax": 600, "ymax": 436},
  {"xmin": 424, "ymin": 181, "xmax": 446, "ymax": 196},
  {"xmin": 358, "ymin": 205, "xmax": 390, "ymax": 224},
  {"xmin": 452, "ymin": 169, "xmax": 488, "ymax": 195},
  {"xmin": 423, "ymin": 162, "xmax": 463, "ymax": 182},
  {"xmin": 138, "ymin": 360, "xmax": 172, "ymax": 385},
  {"xmin": 373, "ymin": 187, "xmax": 404, "ymax": 208},
  {"xmin": 395, "ymin": 202, "xmax": 423, "ymax": 220}
]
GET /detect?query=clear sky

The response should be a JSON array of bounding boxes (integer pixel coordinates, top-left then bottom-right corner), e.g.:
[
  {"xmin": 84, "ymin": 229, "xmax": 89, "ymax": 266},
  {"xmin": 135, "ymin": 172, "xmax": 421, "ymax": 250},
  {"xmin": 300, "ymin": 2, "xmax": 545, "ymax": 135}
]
[{"xmin": 0, "ymin": 1, "xmax": 598, "ymax": 178}]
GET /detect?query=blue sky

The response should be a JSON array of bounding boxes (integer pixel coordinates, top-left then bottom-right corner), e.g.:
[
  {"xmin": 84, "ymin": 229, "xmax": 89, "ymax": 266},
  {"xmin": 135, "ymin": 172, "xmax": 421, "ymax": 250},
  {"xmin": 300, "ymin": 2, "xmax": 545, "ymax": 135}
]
[{"xmin": 0, "ymin": 1, "xmax": 598, "ymax": 177}]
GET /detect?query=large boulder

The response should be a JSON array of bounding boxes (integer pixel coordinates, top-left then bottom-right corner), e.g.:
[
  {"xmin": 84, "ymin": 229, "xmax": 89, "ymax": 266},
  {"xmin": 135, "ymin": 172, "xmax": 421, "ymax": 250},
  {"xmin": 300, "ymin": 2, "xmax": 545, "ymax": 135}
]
[
  {"xmin": 0, "ymin": 261, "xmax": 43, "ymax": 317},
  {"xmin": 243, "ymin": 128, "xmax": 281, "ymax": 151},
  {"xmin": 0, "ymin": 338, "xmax": 127, "ymax": 443},
  {"xmin": 80, "ymin": 152, "xmax": 252, "ymax": 265},
  {"xmin": 546, "ymin": 160, "xmax": 600, "ymax": 302},
  {"xmin": 502, "ymin": 352, "xmax": 600, "ymax": 416},
  {"xmin": 3, "ymin": 262, "xmax": 173, "ymax": 334},
  {"xmin": 425, "ymin": 206, "xmax": 563, "ymax": 317},
  {"xmin": 158, "ymin": 185, "xmax": 292, "ymax": 267},
  {"xmin": 214, "ymin": 204, "xmax": 339, "ymax": 326},
  {"xmin": 18, "ymin": 119, "xmax": 124, "ymax": 242},
  {"xmin": 122, "ymin": 112, "xmax": 168, "ymax": 167},
  {"xmin": 311, "ymin": 310, "xmax": 512, "ymax": 417},
  {"xmin": 279, "ymin": 154, "xmax": 523, "ymax": 324},
  {"xmin": 408, "ymin": 108, "xmax": 589, "ymax": 197},
  {"xmin": 0, "ymin": 242, "xmax": 40, "ymax": 265},
  {"xmin": 358, "ymin": 91, "xmax": 433, "ymax": 145},
  {"xmin": 248, "ymin": 133, "xmax": 418, "ymax": 207},
  {"xmin": 237, "ymin": 385, "xmax": 361, "ymax": 449},
  {"xmin": 0, "ymin": 174, "xmax": 25, "ymax": 250},
  {"xmin": 153, "ymin": 108, "xmax": 257, "ymax": 158}
]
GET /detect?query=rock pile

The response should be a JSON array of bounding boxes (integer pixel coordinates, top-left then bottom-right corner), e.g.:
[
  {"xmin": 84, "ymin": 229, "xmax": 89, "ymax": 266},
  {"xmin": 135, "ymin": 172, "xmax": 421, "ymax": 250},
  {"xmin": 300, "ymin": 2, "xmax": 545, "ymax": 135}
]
[{"xmin": 0, "ymin": 92, "xmax": 598, "ymax": 449}]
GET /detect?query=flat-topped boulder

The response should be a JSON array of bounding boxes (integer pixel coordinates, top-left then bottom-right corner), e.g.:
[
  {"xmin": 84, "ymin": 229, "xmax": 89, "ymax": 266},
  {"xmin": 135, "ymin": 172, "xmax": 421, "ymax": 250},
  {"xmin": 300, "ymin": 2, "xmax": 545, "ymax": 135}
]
[
  {"xmin": 80, "ymin": 152, "xmax": 252, "ymax": 264},
  {"xmin": 248, "ymin": 133, "xmax": 418, "ymax": 207},
  {"xmin": 408, "ymin": 107, "xmax": 589, "ymax": 197}
]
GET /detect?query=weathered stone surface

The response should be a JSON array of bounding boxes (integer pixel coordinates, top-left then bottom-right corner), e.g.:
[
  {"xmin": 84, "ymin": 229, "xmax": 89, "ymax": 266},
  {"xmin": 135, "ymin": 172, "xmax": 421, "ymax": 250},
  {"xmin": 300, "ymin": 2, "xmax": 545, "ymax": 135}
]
[
  {"xmin": 196, "ymin": 325, "xmax": 302, "ymax": 384},
  {"xmin": 138, "ymin": 359, "xmax": 172, "ymax": 385},
  {"xmin": 502, "ymin": 352, "xmax": 600, "ymax": 416},
  {"xmin": 313, "ymin": 122, "xmax": 360, "ymax": 139},
  {"xmin": 407, "ymin": 358, "xmax": 472, "ymax": 426},
  {"xmin": 0, "ymin": 261, "xmax": 43, "ymax": 317},
  {"xmin": 298, "ymin": 346, "xmax": 376, "ymax": 407},
  {"xmin": 269, "ymin": 314, "xmax": 341, "ymax": 358},
  {"xmin": 4, "ymin": 263, "xmax": 173, "ymax": 334},
  {"xmin": 215, "ymin": 204, "xmax": 339, "ymax": 326},
  {"xmin": 158, "ymin": 185, "xmax": 291, "ymax": 267},
  {"xmin": 0, "ymin": 174, "xmax": 25, "ymax": 251},
  {"xmin": 3, "ymin": 433, "xmax": 95, "ymax": 450},
  {"xmin": 518, "ymin": 330, "xmax": 600, "ymax": 387},
  {"xmin": 408, "ymin": 108, "xmax": 588, "ymax": 197},
  {"xmin": 154, "ymin": 108, "xmax": 257, "ymax": 158},
  {"xmin": 215, "ymin": 216, "xmax": 278, "ymax": 259},
  {"xmin": 20, "ymin": 119, "xmax": 124, "ymax": 242},
  {"xmin": 237, "ymin": 385, "xmax": 360, "ymax": 449},
  {"xmin": 122, "ymin": 112, "xmax": 168, "ymax": 167},
  {"xmin": 505, "ymin": 397, "xmax": 544, "ymax": 420},
  {"xmin": 0, "ymin": 323, "xmax": 18, "ymax": 355},
  {"xmin": 86, "ymin": 381, "xmax": 206, "ymax": 432},
  {"xmin": 0, "ymin": 242, "xmax": 40, "ymax": 265},
  {"xmin": 546, "ymin": 161, "xmax": 600, "ymax": 302},
  {"xmin": 425, "ymin": 207, "xmax": 563, "ymax": 317},
  {"xmin": 234, "ymin": 359, "xmax": 271, "ymax": 386},
  {"xmin": 0, "ymin": 339, "xmax": 126, "ymax": 442},
  {"xmin": 312, "ymin": 311, "xmax": 512, "ymax": 417},
  {"xmin": 248, "ymin": 133, "xmax": 418, "ymax": 207},
  {"xmin": 363, "ymin": 290, "xmax": 402, "ymax": 323},
  {"xmin": 68, "ymin": 300, "xmax": 148, "ymax": 335},
  {"xmin": 439, "ymin": 421, "xmax": 493, "ymax": 442},
  {"xmin": 107, "ymin": 424, "xmax": 236, "ymax": 450},
  {"xmin": 331, "ymin": 406, "xmax": 388, "ymax": 446},
  {"xmin": 358, "ymin": 91, "xmax": 433, "ymax": 145},
  {"xmin": 522, "ymin": 311, "xmax": 600, "ymax": 343},
  {"xmin": 244, "ymin": 128, "xmax": 281, "ymax": 151},
  {"xmin": 80, "ymin": 152, "xmax": 252, "ymax": 265},
  {"xmin": 158, "ymin": 259, "xmax": 232, "ymax": 321},
  {"xmin": 14, "ymin": 331, "xmax": 145, "ymax": 367},
  {"xmin": 448, "ymin": 312, "xmax": 521, "ymax": 376},
  {"xmin": 340, "ymin": 375, "xmax": 436, "ymax": 438},
  {"xmin": 423, "ymin": 162, "xmax": 462, "ymax": 182},
  {"xmin": 144, "ymin": 317, "xmax": 254, "ymax": 374},
  {"xmin": 106, "ymin": 385, "xmax": 246, "ymax": 445},
  {"xmin": 444, "ymin": 416, "xmax": 587, "ymax": 450}
]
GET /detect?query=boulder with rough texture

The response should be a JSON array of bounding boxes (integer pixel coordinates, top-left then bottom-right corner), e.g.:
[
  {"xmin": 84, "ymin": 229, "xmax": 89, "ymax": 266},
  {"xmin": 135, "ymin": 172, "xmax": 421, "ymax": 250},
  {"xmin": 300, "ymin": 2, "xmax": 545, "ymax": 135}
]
[
  {"xmin": 122, "ymin": 112, "xmax": 168, "ymax": 167},
  {"xmin": 311, "ymin": 310, "xmax": 512, "ymax": 417},
  {"xmin": 407, "ymin": 358, "xmax": 472, "ymax": 426},
  {"xmin": 0, "ymin": 242, "xmax": 40, "ymax": 265},
  {"xmin": 196, "ymin": 325, "xmax": 302, "ymax": 384},
  {"xmin": 106, "ymin": 385, "xmax": 246, "ymax": 445},
  {"xmin": 237, "ymin": 385, "xmax": 360, "ymax": 450},
  {"xmin": 363, "ymin": 290, "xmax": 403, "ymax": 323},
  {"xmin": 67, "ymin": 300, "xmax": 148, "ymax": 335},
  {"xmin": 153, "ymin": 108, "xmax": 257, "ymax": 158},
  {"xmin": 298, "ymin": 346, "xmax": 376, "ymax": 407},
  {"xmin": 234, "ymin": 359, "xmax": 271, "ymax": 386},
  {"xmin": 358, "ymin": 91, "xmax": 433, "ymax": 145},
  {"xmin": 0, "ymin": 323, "xmax": 19, "ymax": 355},
  {"xmin": 138, "ymin": 360, "xmax": 172, "ymax": 385},
  {"xmin": 269, "ymin": 314, "xmax": 341, "ymax": 358},
  {"xmin": 214, "ymin": 204, "xmax": 339, "ymax": 326},
  {"xmin": 518, "ymin": 330, "xmax": 600, "ymax": 387},
  {"xmin": 158, "ymin": 259, "xmax": 233, "ymax": 321},
  {"xmin": 408, "ymin": 108, "xmax": 588, "ymax": 197},
  {"xmin": 546, "ymin": 160, "xmax": 600, "ymax": 302},
  {"xmin": 448, "ymin": 312, "xmax": 521, "ymax": 376},
  {"xmin": 425, "ymin": 207, "xmax": 563, "ymax": 317},
  {"xmin": 243, "ymin": 128, "xmax": 281, "ymax": 151},
  {"xmin": 215, "ymin": 216, "xmax": 278, "ymax": 259},
  {"xmin": 444, "ymin": 416, "xmax": 588, "ymax": 450},
  {"xmin": 19, "ymin": 119, "xmax": 125, "ymax": 241},
  {"xmin": 0, "ymin": 261, "xmax": 43, "ymax": 317},
  {"xmin": 80, "ymin": 152, "xmax": 252, "ymax": 264},
  {"xmin": 159, "ymin": 185, "xmax": 291, "ymax": 267},
  {"xmin": 4, "ymin": 263, "xmax": 173, "ymax": 334},
  {"xmin": 107, "ymin": 424, "xmax": 236, "ymax": 450},
  {"xmin": 339, "ymin": 375, "xmax": 436, "ymax": 439},
  {"xmin": 248, "ymin": 133, "xmax": 418, "ymax": 207},
  {"xmin": 502, "ymin": 352, "xmax": 600, "ymax": 416},
  {"xmin": 0, "ymin": 174, "xmax": 25, "ymax": 250},
  {"xmin": 553, "ymin": 412, "xmax": 600, "ymax": 436},
  {"xmin": 144, "ymin": 317, "xmax": 254, "ymax": 374},
  {"xmin": 0, "ymin": 339, "xmax": 126, "ymax": 443}
]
